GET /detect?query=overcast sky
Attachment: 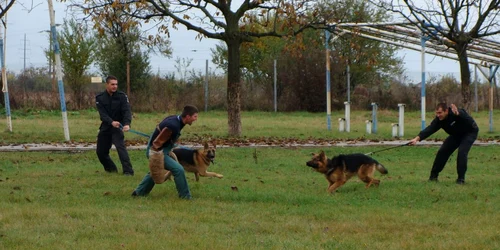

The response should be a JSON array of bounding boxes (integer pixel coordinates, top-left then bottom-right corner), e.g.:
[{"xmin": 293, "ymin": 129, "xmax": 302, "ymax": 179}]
[{"xmin": 2, "ymin": 0, "xmax": 472, "ymax": 83}]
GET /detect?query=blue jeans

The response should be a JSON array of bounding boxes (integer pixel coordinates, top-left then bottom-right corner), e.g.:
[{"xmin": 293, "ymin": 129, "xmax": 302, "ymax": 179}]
[{"xmin": 134, "ymin": 143, "xmax": 191, "ymax": 199}]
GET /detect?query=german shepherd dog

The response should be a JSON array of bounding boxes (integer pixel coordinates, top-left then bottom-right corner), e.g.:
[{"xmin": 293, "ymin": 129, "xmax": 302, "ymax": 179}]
[
  {"xmin": 167, "ymin": 142, "xmax": 223, "ymax": 181},
  {"xmin": 306, "ymin": 151, "xmax": 388, "ymax": 193}
]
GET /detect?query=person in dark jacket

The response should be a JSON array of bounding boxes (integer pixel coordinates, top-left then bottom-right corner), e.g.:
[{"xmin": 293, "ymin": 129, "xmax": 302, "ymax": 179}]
[
  {"xmin": 132, "ymin": 105, "xmax": 199, "ymax": 199},
  {"xmin": 409, "ymin": 103, "xmax": 479, "ymax": 184},
  {"xmin": 95, "ymin": 75, "xmax": 134, "ymax": 176}
]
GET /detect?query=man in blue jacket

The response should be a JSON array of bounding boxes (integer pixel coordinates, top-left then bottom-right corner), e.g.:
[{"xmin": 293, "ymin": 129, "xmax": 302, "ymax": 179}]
[
  {"xmin": 132, "ymin": 105, "xmax": 199, "ymax": 199},
  {"xmin": 95, "ymin": 75, "xmax": 134, "ymax": 176},
  {"xmin": 409, "ymin": 103, "xmax": 479, "ymax": 184}
]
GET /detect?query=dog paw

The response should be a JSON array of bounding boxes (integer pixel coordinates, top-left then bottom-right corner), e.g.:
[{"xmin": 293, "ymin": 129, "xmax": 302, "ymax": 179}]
[{"xmin": 216, "ymin": 174, "xmax": 224, "ymax": 178}]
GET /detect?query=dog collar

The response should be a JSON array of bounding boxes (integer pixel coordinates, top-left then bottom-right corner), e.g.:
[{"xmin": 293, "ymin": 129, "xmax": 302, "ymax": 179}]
[{"xmin": 326, "ymin": 168, "xmax": 335, "ymax": 176}]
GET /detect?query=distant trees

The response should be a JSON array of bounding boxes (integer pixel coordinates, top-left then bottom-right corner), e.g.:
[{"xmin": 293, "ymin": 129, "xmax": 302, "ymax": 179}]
[
  {"xmin": 57, "ymin": 19, "xmax": 97, "ymax": 109},
  {"xmin": 372, "ymin": 0, "xmax": 500, "ymax": 110},
  {"xmin": 211, "ymin": 0, "xmax": 403, "ymax": 111},
  {"xmin": 96, "ymin": 26, "xmax": 152, "ymax": 94},
  {"xmin": 79, "ymin": 0, "xmax": 329, "ymax": 136}
]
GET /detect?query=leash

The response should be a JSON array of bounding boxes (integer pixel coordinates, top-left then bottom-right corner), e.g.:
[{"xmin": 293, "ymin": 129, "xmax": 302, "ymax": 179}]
[
  {"xmin": 365, "ymin": 142, "xmax": 410, "ymax": 155},
  {"xmin": 119, "ymin": 124, "xmax": 151, "ymax": 138}
]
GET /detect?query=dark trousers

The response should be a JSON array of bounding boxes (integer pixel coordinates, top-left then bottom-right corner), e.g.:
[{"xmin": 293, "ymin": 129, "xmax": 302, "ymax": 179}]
[
  {"xmin": 96, "ymin": 128, "xmax": 134, "ymax": 174},
  {"xmin": 430, "ymin": 131, "xmax": 478, "ymax": 180}
]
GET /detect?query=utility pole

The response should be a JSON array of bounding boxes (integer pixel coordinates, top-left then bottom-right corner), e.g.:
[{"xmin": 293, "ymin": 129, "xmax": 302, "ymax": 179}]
[
  {"xmin": 24, "ymin": 34, "xmax": 26, "ymax": 72},
  {"xmin": 126, "ymin": 60, "xmax": 130, "ymax": 97}
]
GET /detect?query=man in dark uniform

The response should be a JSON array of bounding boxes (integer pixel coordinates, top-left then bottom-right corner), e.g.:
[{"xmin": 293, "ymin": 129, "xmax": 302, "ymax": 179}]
[
  {"xmin": 95, "ymin": 75, "xmax": 134, "ymax": 176},
  {"xmin": 409, "ymin": 103, "xmax": 479, "ymax": 184},
  {"xmin": 132, "ymin": 105, "xmax": 199, "ymax": 199}
]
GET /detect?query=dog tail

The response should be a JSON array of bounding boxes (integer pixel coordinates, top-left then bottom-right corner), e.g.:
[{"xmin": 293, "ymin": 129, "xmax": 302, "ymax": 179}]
[{"xmin": 376, "ymin": 163, "xmax": 388, "ymax": 175}]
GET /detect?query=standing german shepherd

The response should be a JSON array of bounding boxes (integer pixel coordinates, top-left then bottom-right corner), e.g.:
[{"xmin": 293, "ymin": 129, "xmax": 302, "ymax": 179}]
[
  {"xmin": 167, "ymin": 142, "xmax": 223, "ymax": 181},
  {"xmin": 306, "ymin": 151, "xmax": 388, "ymax": 193}
]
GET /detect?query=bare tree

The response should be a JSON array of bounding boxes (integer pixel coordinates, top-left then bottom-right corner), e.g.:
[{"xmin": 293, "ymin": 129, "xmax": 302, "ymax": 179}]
[
  {"xmin": 77, "ymin": 0, "xmax": 326, "ymax": 136},
  {"xmin": 373, "ymin": 0, "xmax": 500, "ymax": 110},
  {"xmin": 0, "ymin": 0, "xmax": 15, "ymax": 21}
]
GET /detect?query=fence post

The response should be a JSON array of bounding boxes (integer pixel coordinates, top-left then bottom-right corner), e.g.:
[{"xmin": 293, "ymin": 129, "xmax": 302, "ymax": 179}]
[
  {"xmin": 392, "ymin": 123, "xmax": 399, "ymax": 138},
  {"xmin": 344, "ymin": 102, "xmax": 350, "ymax": 132},
  {"xmin": 398, "ymin": 103, "xmax": 405, "ymax": 137},
  {"xmin": 338, "ymin": 118, "xmax": 345, "ymax": 132},
  {"xmin": 371, "ymin": 102, "xmax": 378, "ymax": 134}
]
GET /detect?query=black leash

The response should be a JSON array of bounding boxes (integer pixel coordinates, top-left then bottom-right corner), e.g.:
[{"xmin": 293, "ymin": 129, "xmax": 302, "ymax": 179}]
[{"xmin": 365, "ymin": 142, "xmax": 410, "ymax": 156}]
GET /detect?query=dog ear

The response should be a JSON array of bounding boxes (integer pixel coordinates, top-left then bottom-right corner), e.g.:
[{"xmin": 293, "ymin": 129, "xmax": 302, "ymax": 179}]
[
  {"xmin": 204, "ymin": 141, "xmax": 209, "ymax": 150},
  {"xmin": 319, "ymin": 151, "xmax": 326, "ymax": 160}
]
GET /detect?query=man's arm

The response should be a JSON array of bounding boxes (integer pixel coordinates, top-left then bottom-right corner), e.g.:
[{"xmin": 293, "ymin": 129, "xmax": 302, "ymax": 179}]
[
  {"xmin": 409, "ymin": 118, "xmax": 440, "ymax": 145},
  {"xmin": 96, "ymin": 94, "xmax": 113, "ymax": 125},
  {"xmin": 450, "ymin": 104, "xmax": 477, "ymax": 129}
]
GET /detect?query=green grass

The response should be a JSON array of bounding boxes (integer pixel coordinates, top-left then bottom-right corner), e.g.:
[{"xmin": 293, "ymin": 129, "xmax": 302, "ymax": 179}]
[
  {"xmin": 1, "ymin": 109, "xmax": 500, "ymax": 144},
  {"xmin": 1, "ymin": 146, "xmax": 500, "ymax": 249}
]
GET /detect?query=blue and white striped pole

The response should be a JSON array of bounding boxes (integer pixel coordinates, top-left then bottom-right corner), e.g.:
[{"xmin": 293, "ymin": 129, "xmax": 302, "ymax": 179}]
[
  {"xmin": 0, "ymin": 24, "xmax": 12, "ymax": 132},
  {"xmin": 420, "ymin": 35, "xmax": 428, "ymax": 130},
  {"xmin": 48, "ymin": 1, "xmax": 70, "ymax": 141},
  {"xmin": 489, "ymin": 65, "xmax": 499, "ymax": 132},
  {"xmin": 325, "ymin": 30, "xmax": 331, "ymax": 131},
  {"xmin": 371, "ymin": 102, "xmax": 378, "ymax": 134}
]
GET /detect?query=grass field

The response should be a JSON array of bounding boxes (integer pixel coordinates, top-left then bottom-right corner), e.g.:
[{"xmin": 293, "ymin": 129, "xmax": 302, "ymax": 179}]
[
  {"xmin": 1, "ymin": 109, "xmax": 500, "ymax": 144},
  {"xmin": 1, "ymin": 146, "xmax": 500, "ymax": 249},
  {"xmin": 1, "ymin": 109, "xmax": 499, "ymax": 249}
]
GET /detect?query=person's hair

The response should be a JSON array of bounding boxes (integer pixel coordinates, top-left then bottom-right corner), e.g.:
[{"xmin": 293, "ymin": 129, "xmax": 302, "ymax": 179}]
[
  {"xmin": 181, "ymin": 105, "xmax": 199, "ymax": 117},
  {"xmin": 436, "ymin": 102, "xmax": 448, "ymax": 111},
  {"xmin": 106, "ymin": 75, "xmax": 118, "ymax": 83}
]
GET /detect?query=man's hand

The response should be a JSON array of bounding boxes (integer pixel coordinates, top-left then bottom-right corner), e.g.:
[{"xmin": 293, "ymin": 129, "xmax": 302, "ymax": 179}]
[
  {"xmin": 122, "ymin": 125, "xmax": 130, "ymax": 132},
  {"xmin": 112, "ymin": 121, "xmax": 120, "ymax": 128},
  {"xmin": 450, "ymin": 104, "xmax": 459, "ymax": 116},
  {"xmin": 409, "ymin": 136, "xmax": 420, "ymax": 145}
]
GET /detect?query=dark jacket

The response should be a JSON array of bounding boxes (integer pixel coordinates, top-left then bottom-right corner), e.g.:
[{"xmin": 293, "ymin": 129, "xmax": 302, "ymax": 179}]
[
  {"xmin": 148, "ymin": 115, "xmax": 185, "ymax": 149},
  {"xmin": 418, "ymin": 107, "xmax": 478, "ymax": 140},
  {"xmin": 96, "ymin": 90, "xmax": 132, "ymax": 131}
]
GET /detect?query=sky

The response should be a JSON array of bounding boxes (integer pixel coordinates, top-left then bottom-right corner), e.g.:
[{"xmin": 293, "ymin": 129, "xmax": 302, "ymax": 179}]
[{"xmin": 2, "ymin": 0, "xmax": 469, "ymax": 83}]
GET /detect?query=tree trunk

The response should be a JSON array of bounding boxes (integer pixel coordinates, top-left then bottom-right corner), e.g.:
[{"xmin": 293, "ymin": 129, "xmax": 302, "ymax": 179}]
[
  {"xmin": 226, "ymin": 39, "xmax": 242, "ymax": 136},
  {"xmin": 456, "ymin": 44, "xmax": 472, "ymax": 112}
]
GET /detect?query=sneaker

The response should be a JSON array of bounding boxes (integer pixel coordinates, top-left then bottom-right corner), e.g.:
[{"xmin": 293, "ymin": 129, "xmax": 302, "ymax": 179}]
[
  {"xmin": 456, "ymin": 179, "xmax": 465, "ymax": 185},
  {"xmin": 428, "ymin": 177, "xmax": 438, "ymax": 182},
  {"xmin": 131, "ymin": 190, "xmax": 138, "ymax": 197}
]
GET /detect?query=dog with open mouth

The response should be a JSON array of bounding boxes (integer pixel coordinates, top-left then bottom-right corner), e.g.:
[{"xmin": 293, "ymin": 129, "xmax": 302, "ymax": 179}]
[
  {"xmin": 167, "ymin": 142, "xmax": 223, "ymax": 182},
  {"xmin": 306, "ymin": 151, "xmax": 388, "ymax": 193}
]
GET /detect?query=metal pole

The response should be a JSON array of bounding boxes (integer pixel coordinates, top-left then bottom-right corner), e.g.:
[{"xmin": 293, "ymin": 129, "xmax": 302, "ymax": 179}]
[
  {"xmin": 205, "ymin": 59, "xmax": 208, "ymax": 112},
  {"xmin": 344, "ymin": 102, "xmax": 350, "ymax": 132},
  {"xmin": 371, "ymin": 102, "xmax": 377, "ymax": 134},
  {"xmin": 48, "ymin": 1, "xmax": 70, "ymax": 141},
  {"xmin": 273, "ymin": 59, "xmax": 277, "ymax": 112},
  {"xmin": 1, "ymin": 15, "xmax": 12, "ymax": 132},
  {"xmin": 126, "ymin": 60, "xmax": 130, "ymax": 97},
  {"xmin": 489, "ymin": 66, "xmax": 499, "ymax": 132},
  {"xmin": 325, "ymin": 30, "xmax": 331, "ymax": 130},
  {"xmin": 420, "ymin": 35, "xmax": 427, "ymax": 130},
  {"xmin": 24, "ymin": 34, "xmax": 26, "ymax": 72},
  {"xmin": 474, "ymin": 65, "xmax": 478, "ymax": 112}
]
